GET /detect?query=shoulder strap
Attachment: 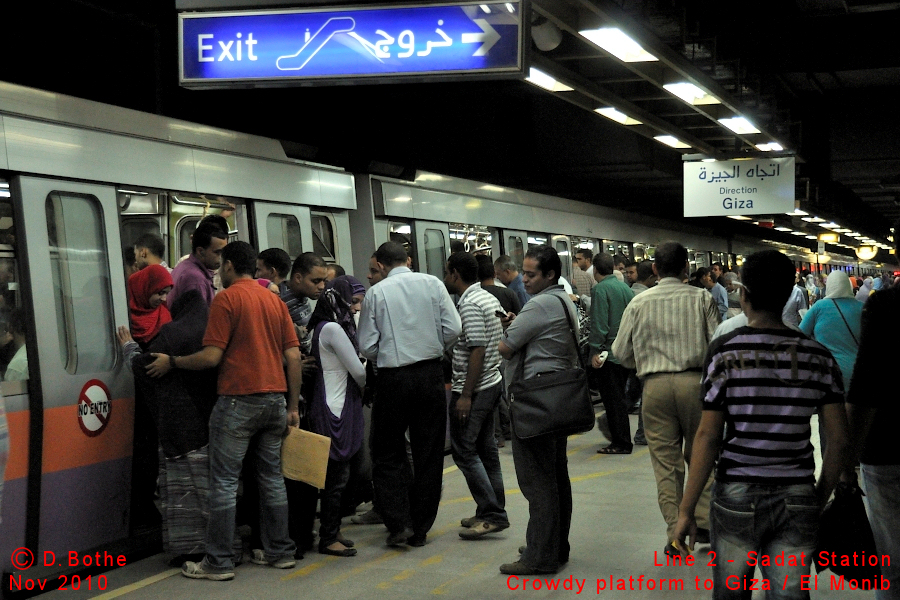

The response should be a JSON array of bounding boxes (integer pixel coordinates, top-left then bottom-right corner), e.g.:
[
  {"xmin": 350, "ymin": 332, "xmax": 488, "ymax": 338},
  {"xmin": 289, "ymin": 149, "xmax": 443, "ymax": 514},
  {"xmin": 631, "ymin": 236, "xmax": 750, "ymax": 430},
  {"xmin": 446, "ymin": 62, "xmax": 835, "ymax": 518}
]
[
  {"xmin": 553, "ymin": 294, "xmax": 586, "ymax": 369},
  {"xmin": 831, "ymin": 299, "xmax": 860, "ymax": 347}
]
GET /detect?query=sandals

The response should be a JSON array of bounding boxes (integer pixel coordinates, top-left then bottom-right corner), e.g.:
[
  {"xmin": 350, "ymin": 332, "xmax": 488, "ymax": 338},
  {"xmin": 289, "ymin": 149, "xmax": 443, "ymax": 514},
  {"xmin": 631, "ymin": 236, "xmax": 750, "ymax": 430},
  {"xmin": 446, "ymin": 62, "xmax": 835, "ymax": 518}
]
[{"xmin": 597, "ymin": 445, "xmax": 631, "ymax": 455}]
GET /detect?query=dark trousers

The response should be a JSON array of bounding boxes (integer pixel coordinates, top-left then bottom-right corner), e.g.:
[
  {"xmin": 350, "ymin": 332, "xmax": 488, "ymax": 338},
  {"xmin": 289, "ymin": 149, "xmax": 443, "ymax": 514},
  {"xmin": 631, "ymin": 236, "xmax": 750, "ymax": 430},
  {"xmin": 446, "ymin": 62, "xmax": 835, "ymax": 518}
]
[
  {"xmin": 319, "ymin": 457, "xmax": 352, "ymax": 546},
  {"xmin": 594, "ymin": 361, "xmax": 632, "ymax": 451},
  {"xmin": 512, "ymin": 431, "xmax": 571, "ymax": 572},
  {"xmin": 372, "ymin": 359, "xmax": 447, "ymax": 537}
]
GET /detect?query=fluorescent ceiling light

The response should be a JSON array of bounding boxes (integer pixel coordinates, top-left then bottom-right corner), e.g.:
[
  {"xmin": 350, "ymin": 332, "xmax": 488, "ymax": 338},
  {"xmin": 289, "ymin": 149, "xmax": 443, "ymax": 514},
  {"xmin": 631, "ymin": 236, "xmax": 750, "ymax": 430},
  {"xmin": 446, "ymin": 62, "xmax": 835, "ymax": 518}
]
[
  {"xmin": 801, "ymin": 216, "xmax": 826, "ymax": 223},
  {"xmin": 785, "ymin": 209, "xmax": 808, "ymax": 216},
  {"xmin": 506, "ymin": 3, "xmax": 515, "ymax": 12},
  {"xmin": 805, "ymin": 235, "xmax": 817, "ymax": 239},
  {"xmin": 718, "ymin": 117, "xmax": 761, "ymax": 135},
  {"xmin": 480, "ymin": 4, "xmax": 491, "ymax": 13},
  {"xmin": 775, "ymin": 226, "xmax": 792, "ymax": 232},
  {"xmin": 791, "ymin": 231, "xmax": 807, "ymax": 236},
  {"xmin": 756, "ymin": 142, "xmax": 784, "ymax": 152},
  {"xmin": 663, "ymin": 82, "xmax": 720, "ymax": 105},
  {"xmin": 653, "ymin": 135, "xmax": 691, "ymax": 149},
  {"xmin": 526, "ymin": 68, "xmax": 573, "ymax": 92},
  {"xmin": 727, "ymin": 215, "xmax": 752, "ymax": 220},
  {"xmin": 834, "ymin": 228, "xmax": 852, "ymax": 233},
  {"xmin": 820, "ymin": 222, "xmax": 840, "ymax": 229},
  {"xmin": 578, "ymin": 28, "xmax": 658, "ymax": 62},
  {"xmin": 594, "ymin": 107, "xmax": 642, "ymax": 125},
  {"xmin": 846, "ymin": 232, "xmax": 862, "ymax": 237}
]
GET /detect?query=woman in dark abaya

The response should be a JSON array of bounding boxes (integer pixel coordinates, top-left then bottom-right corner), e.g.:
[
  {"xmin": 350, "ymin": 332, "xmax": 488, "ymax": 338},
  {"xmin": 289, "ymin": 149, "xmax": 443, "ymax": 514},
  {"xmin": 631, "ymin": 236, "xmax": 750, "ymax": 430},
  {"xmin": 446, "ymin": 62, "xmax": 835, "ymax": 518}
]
[
  {"xmin": 307, "ymin": 275, "xmax": 367, "ymax": 557},
  {"xmin": 117, "ymin": 289, "xmax": 219, "ymax": 565}
]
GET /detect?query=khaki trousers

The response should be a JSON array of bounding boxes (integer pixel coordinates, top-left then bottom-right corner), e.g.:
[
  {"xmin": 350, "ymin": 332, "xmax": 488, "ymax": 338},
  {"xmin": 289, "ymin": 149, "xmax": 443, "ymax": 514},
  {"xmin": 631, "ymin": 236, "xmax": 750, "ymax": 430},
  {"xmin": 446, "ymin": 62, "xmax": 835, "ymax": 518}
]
[{"xmin": 642, "ymin": 372, "xmax": 713, "ymax": 541}]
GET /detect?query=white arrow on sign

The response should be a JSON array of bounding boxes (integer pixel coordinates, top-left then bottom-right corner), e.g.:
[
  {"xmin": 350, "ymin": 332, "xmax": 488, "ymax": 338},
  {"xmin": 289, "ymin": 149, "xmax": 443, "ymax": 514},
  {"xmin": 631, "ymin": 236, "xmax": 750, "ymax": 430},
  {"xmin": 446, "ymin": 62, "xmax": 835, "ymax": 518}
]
[{"xmin": 461, "ymin": 18, "xmax": 501, "ymax": 57}]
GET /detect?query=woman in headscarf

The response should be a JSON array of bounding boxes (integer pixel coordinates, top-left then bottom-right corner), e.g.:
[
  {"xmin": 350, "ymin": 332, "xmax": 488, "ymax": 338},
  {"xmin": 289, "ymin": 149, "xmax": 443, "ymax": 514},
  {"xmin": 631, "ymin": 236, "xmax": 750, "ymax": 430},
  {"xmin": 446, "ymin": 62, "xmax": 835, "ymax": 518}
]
[
  {"xmin": 306, "ymin": 275, "xmax": 366, "ymax": 557},
  {"xmin": 800, "ymin": 271, "xmax": 863, "ymax": 386},
  {"xmin": 117, "ymin": 290, "xmax": 219, "ymax": 565},
  {"xmin": 856, "ymin": 277, "xmax": 875, "ymax": 303},
  {"xmin": 127, "ymin": 264, "xmax": 173, "ymax": 348}
]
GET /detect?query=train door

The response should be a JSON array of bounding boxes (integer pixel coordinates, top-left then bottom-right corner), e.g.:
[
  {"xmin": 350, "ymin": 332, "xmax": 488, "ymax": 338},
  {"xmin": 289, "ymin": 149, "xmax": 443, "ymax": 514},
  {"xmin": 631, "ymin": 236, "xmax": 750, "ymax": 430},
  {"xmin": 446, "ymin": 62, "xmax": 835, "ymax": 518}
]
[
  {"xmin": 502, "ymin": 230, "xmax": 527, "ymax": 270},
  {"xmin": 551, "ymin": 235, "xmax": 572, "ymax": 283},
  {"xmin": 411, "ymin": 221, "xmax": 450, "ymax": 278},
  {"xmin": 252, "ymin": 203, "xmax": 312, "ymax": 260},
  {"xmin": 13, "ymin": 176, "xmax": 132, "ymax": 565}
]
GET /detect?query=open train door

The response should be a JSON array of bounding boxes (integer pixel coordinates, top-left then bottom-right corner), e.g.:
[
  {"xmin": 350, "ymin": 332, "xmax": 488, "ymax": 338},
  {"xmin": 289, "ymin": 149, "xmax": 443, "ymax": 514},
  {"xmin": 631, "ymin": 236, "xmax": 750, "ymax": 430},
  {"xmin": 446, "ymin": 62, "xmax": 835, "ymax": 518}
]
[
  {"xmin": 252, "ymin": 202, "xmax": 313, "ymax": 261},
  {"xmin": 10, "ymin": 176, "xmax": 133, "ymax": 581},
  {"xmin": 411, "ymin": 221, "xmax": 450, "ymax": 279}
]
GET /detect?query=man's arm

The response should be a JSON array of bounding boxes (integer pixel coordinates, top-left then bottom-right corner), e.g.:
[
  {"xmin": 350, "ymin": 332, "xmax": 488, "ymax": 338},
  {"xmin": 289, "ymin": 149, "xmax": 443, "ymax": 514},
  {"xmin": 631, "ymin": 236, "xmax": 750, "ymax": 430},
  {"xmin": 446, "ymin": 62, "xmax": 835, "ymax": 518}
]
[
  {"xmin": 816, "ymin": 402, "xmax": 849, "ymax": 505},
  {"xmin": 673, "ymin": 410, "xmax": 724, "ymax": 553},
  {"xmin": 284, "ymin": 346, "xmax": 302, "ymax": 428},
  {"xmin": 439, "ymin": 286, "xmax": 463, "ymax": 349},
  {"xmin": 611, "ymin": 304, "xmax": 636, "ymax": 369},
  {"xmin": 703, "ymin": 295, "xmax": 719, "ymax": 340},
  {"xmin": 357, "ymin": 295, "xmax": 380, "ymax": 361},
  {"xmin": 589, "ymin": 286, "xmax": 610, "ymax": 357},
  {"xmin": 146, "ymin": 346, "xmax": 224, "ymax": 378},
  {"xmin": 455, "ymin": 346, "xmax": 485, "ymax": 423}
]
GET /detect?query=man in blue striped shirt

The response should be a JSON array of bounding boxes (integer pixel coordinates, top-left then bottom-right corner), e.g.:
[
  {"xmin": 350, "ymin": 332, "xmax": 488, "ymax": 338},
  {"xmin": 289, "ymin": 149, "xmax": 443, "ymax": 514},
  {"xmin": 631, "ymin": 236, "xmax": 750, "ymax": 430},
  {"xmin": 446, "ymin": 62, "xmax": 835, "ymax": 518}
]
[
  {"xmin": 673, "ymin": 250, "xmax": 849, "ymax": 600},
  {"xmin": 443, "ymin": 252, "xmax": 508, "ymax": 540}
]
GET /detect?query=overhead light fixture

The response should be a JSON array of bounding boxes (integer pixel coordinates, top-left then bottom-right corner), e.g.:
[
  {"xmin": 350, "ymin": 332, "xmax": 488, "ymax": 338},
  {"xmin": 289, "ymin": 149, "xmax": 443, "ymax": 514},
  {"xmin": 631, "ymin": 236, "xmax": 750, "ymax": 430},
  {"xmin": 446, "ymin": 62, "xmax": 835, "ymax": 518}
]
[
  {"xmin": 856, "ymin": 246, "xmax": 878, "ymax": 261},
  {"xmin": 775, "ymin": 226, "xmax": 792, "ymax": 232},
  {"xmin": 805, "ymin": 235, "xmax": 818, "ymax": 240},
  {"xmin": 846, "ymin": 232, "xmax": 862, "ymax": 238},
  {"xmin": 653, "ymin": 135, "xmax": 691, "ymax": 149},
  {"xmin": 785, "ymin": 209, "xmax": 809, "ymax": 217},
  {"xmin": 480, "ymin": 4, "xmax": 491, "ymax": 13},
  {"xmin": 820, "ymin": 222, "xmax": 840, "ymax": 229},
  {"xmin": 791, "ymin": 231, "xmax": 808, "ymax": 236},
  {"xmin": 525, "ymin": 68, "xmax": 573, "ymax": 92},
  {"xmin": 818, "ymin": 232, "xmax": 839, "ymax": 243},
  {"xmin": 663, "ymin": 82, "xmax": 721, "ymax": 106},
  {"xmin": 506, "ymin": 2, "xmax": 515, "ymax": 12},
  {"xmin": 578, "ymin": 28, "xmax": 658, "ymax": 62},
  {"xmin": 727, "ymin": 215, "xmax": 752, "ymax": 220},
  {"xmin": 756, "ymin": 142, "xmax": 784, "ymax": 152},
  {"xmin": 834, "ymin": 228, "xmax": 852, "ymax": 233},
  {"xmin": 718, "ymin": 117, "xmax": 761, "ymax": 135},
  {"xmin": 801, "ymin": 216, "xmax": 826, "ymax": 223},
  {"xmin": 594, "ymin": 107, "xmax": 642, "ymax": 125}
]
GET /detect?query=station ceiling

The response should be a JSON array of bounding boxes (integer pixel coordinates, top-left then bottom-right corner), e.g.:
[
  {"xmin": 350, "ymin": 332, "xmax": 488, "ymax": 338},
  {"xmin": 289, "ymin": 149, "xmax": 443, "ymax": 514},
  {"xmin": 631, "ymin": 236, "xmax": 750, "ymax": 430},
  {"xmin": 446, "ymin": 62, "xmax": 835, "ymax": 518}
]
[{"xmin": 3, "ymin": 0, "xmax": 900, "ymax": 256}]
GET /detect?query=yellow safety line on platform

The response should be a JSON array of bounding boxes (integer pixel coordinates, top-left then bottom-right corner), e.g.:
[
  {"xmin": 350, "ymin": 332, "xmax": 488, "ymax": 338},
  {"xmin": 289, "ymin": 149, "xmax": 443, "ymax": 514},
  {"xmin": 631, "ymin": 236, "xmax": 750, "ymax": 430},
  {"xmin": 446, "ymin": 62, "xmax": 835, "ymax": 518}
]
[
  {"xmin": 431, "ymin": 547, "xmax": 508, "ymax": 595},
  {"xmin": 280, "ymin": 555, "xmax": 338, "ymax": 581},
  {"xmin": 327, "ymin": 549, "xmax": 403, "ymax": 585},
  {"xmin": 375, "ymin": 553, "xmax": 445, "ymax": 591},
  {"xmin": 88, "ymin": 568, "xmax": 180, "ymax": 600},
  {"xmin": 442, "ymin": 465, "xmax": 458, "ymax": 475}
]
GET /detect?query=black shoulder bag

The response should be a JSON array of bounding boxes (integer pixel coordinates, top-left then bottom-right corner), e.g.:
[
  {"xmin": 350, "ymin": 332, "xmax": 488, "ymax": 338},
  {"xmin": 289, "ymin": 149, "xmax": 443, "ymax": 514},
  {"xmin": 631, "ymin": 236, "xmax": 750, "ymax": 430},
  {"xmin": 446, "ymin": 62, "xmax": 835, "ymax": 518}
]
[{"xmin": 508, "ymin": 294, "xmax": 595, "ymax": 439}]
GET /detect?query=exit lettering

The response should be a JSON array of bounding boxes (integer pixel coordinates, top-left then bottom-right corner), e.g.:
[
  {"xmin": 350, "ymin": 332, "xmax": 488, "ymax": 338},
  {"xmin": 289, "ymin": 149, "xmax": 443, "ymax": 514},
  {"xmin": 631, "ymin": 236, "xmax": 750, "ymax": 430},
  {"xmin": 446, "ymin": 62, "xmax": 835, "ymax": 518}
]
[{"xmin": 198, "ymin": 33, "xmax": 258, "ymax": 62}]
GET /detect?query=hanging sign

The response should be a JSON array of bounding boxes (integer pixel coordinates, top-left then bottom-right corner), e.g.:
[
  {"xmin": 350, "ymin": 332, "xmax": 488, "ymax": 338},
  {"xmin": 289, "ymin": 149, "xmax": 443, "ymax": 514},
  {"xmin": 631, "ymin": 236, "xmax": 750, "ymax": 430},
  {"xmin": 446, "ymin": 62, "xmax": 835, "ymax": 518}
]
[
  {"xmin": 179, "ymin": 1, "xmax": 524, "ymax": 87},
  {"xmin": 683, "ymin": 157, "xmax": 795, "ymax": 218}
]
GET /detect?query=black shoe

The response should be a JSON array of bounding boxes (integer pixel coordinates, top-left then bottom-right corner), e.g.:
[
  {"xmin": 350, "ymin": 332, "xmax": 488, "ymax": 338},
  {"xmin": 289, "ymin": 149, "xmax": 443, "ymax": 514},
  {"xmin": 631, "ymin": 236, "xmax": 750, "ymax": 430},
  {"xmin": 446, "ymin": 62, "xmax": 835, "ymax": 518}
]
[
  {"xmin": 694, "ymin": 527, "xmax": 710, "ymax": 545},
  {"xmin": 386, "ymin": 528, "xmax": 413, "ymax": 547},
  {"xmin": 407, "ymin": 534, "xmax": 427, "ymax": 547},
  {"xmin": 663, "ymin": 541, "xmax": 679, "ymax": 556}
]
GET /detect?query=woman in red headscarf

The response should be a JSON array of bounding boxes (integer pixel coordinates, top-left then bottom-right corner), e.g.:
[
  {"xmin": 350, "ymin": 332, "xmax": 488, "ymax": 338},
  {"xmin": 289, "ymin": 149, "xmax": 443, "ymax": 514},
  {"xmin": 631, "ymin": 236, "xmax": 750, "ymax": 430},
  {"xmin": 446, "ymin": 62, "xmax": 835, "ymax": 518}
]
[{"xmin": 127, "ymin": 264, "xmax": 173, "ymax": 347}]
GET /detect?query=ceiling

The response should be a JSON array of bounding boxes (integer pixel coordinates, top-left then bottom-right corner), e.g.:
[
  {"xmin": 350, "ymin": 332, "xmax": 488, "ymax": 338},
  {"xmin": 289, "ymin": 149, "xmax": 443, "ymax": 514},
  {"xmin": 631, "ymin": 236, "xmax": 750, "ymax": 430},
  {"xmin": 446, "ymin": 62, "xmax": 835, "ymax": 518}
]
[{"xmin": 2, "ymin": 0, "xmax": 900, "ymax": 258}]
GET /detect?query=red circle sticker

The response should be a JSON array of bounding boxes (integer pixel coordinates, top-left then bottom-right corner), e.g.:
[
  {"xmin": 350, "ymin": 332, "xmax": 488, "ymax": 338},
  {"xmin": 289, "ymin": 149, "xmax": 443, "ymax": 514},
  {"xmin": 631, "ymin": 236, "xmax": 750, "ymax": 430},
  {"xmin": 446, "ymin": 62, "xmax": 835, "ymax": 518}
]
[{"xmin": 77, "ymin": 379, "xmax": 112, "ymax": 437}]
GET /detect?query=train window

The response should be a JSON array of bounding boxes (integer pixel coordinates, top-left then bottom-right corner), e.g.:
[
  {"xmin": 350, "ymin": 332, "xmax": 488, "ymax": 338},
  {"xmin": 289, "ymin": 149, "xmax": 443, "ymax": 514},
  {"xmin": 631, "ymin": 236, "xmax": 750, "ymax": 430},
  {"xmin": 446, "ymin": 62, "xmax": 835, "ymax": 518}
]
[
  {"xmin": 46, "ymin": 192, "xmax": 116, "ymax": 375},
  {"xmin": 178, "ymin": 217, "xmax": 201, "ymax": 259},
  {"xmin": 507, "ymin": 236, "xmax": 524, "ymax": 270},
  {"xmin": 527, "ymin": 234, "xmax": 548, "ymax": 248},
  {"xmin": 555, "ymin": 240, "xmax": 572, "ymax": 282},
  {"xmin": 266, "ymin": 214, "xmax": 303, "ymax": 260},
  {"xmin": 0, "ymin": 189, "xmax": 25, "ymax": 381},
  {"xmin": 450, "ymin": 223, "xmax": 492, "ymax": 253},
  {"xmin": 310, "ymin": 214, "xmax": 336, "ymax": 262},
  {"xmin": 423, "ymin": 229, "xmax": 446, "ymax": 278},
  {"xmin": 121, "ymin": 218, "xmax": 162, "ymax": 256}
]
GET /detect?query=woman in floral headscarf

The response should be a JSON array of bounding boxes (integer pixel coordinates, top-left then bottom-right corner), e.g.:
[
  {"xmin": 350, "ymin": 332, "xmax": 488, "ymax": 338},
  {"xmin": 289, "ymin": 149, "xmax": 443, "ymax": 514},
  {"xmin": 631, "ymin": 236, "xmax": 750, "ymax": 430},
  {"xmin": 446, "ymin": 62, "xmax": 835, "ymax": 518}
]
[{"xmin": 306, "ymin": 275, "xmax": 367, "ymax": 557}]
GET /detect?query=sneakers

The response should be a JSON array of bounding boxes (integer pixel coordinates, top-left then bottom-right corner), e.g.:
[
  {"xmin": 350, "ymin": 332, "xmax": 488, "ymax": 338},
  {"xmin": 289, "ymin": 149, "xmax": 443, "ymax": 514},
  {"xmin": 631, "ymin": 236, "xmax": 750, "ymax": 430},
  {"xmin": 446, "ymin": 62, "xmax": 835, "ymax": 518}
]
[
  {"xmin": 499, "ymin": 561, "xmax": 557, "ymax": 575},
  {"xmin": 459, "ymin": 521, "xmax": 509, "ymax": 540},
  {"xmin": 249, "ymin": 549, "xmax": 295, "ymax": 569},
  {"xmin": 181, "ymin": 561, "xmax": 234, "ymax": 581},
  {"xmin": 460, "ymin": 516, "xmax": 481, "ymax": 528},
  {"xmin": 351, "ymin": 509, "xmax": 384, "ymax": 525}
]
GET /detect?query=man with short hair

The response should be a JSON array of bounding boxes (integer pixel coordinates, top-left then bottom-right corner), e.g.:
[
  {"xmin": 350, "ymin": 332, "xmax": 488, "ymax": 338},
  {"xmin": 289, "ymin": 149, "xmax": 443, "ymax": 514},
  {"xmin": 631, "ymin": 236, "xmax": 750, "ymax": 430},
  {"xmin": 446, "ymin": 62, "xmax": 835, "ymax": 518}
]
[
  {"xmin": 325, "ymin": 264, "xmax": 346, "ymax": 281},
  {"xmin": 147, "ymin": 241, "xmax": 302, "ymax": 581},
  {"xmin": 673, "ymin": 250, "xmax": 848, "ymax": 599},
  {"xmin": 629, "ymin": 260, "xmax": 656, "ymax": 294},
  {"xmin": 134, "ymin": 233, "xmax": 170, "ymax": 272},
  {"xmin": 612, "ymin": 241, "xmax": 719, "ymax": 554},
  {"xmin": 281, "ymin": 253, "xmax": 328, "ymax": 351},
  {"xmin": 358, "ymin": 242, "xmax": 461, "ymax": 547},
  {"xmin": 782, "ymin": 271, "xmax": 809, "ymax": 327},
  {"xmin": 720, "ymin": 272, "xmax": 743, "ymax": 318},
  {"xmin": 570, "ymin": 254, "xmax": 595, "ymax": 296},
  {"xmin": 494, "ymin": 255, "xmax": 530, "ymax": 308},
  {"xmin": 698, "ymin": 267, "xmax": 728, "ymax": 322},
  {"xmin": 623, "ymin": 261, "xmax": 639, "ymax": 286},
  {"xmin": 710, "ymin": 261, "xmax": 725, "ymax": 281},
  {"xmin": 168, "ymin": 223, "xmax": 227, "ymax": 308},
  {"xmin": 256, "ymin": 248, "xmax": 291, "ymax": 287},
  {"xmin": 575, "ymin": 248, "xmax": 594, "ymax": 278},
  {"xmin": 443, "ymin": 252, "xmax": 508, "ymax": 539},
  {"xmin": 590, "ymin": 253, "xmax": 635, "ymax": 454}
]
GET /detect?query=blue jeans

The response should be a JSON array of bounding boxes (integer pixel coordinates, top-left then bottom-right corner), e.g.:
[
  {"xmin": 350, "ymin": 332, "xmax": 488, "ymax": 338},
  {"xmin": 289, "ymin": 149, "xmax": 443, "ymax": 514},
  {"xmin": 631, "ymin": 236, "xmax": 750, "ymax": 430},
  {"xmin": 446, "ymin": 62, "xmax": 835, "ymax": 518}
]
[
  {"xmin": 203, "ymin": 394, "xmax": 296, "ymax": 572},
  {"xmin": 861, "ymin": 463, "xmax": 900, "ymax": 600},
  {"xmin": 710, "ymin": 481, "xmax": 818, "ymax": 600},
  {"xmin": 449, "ymin": 383, "xmax": 508, "ymax": 526}
]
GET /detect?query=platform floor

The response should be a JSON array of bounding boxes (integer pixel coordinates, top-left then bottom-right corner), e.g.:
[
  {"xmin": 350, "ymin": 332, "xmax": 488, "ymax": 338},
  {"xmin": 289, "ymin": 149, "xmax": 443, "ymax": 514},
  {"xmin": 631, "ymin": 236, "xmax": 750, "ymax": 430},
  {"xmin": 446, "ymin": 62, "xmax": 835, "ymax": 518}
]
[{"xmin": 45, "ymin": 414, "xmax": 869, "ymax": 600}]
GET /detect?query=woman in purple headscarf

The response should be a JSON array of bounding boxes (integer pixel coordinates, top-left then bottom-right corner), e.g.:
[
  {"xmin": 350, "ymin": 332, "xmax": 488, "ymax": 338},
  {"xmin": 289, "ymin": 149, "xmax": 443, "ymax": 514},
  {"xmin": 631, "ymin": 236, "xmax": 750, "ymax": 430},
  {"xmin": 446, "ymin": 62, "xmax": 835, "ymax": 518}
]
[{"xmin": 307, "ymin": 275, "xmax": 367, "ymax": 557}]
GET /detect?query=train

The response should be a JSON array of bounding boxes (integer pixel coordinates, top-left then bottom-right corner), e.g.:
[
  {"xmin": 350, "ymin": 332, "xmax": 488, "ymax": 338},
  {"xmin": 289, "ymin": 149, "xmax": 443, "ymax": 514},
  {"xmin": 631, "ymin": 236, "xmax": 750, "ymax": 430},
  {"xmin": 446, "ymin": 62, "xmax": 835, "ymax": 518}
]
[{"xmin": 0, "ymin": 79, "xmax": 886, "ymax": 589}]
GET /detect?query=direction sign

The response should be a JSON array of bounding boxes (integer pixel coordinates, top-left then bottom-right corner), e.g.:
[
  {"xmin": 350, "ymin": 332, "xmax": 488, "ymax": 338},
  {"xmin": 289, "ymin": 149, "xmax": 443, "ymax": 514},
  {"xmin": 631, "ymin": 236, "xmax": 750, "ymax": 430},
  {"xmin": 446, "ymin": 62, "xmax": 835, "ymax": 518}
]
[
  {"xmin": 683, "ymin": 157, "xmax": 796, "ymax": 218},
  {"xmin": 179, "ymin": 1, "xmax": 524, "ymax": 87}
]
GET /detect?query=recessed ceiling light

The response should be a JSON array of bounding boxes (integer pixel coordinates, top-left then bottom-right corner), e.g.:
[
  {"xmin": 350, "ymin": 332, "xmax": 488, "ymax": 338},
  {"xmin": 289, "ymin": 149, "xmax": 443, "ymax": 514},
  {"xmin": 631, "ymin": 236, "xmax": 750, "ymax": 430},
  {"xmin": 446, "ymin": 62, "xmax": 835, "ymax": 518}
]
[
  {"xmin": 791, "ymin": 231, "xmax": 807, "ymax": 236},
  {"xmin": 805, "ymin": 235, "xmax": 817, "ymax": 239},
  {"xmin": 594, "ymin": 107, "xmax": 642, "ymax": 125},
  {"xmin": 820, "ymin": 222, "xmax": 840, "ymax": 229},
  {"xmin": 756, "ymin": 142, "xmax": 784, "ymax": 152},
  {"xmin": 654, "ymin": 135, "xmax": 691, "ymax": 149},
  {"xmin": 578, "ymin": 28, "xmax": 658, "ymax": 62},
  {"xmin": 663, "ymin": 82, "xmax": 721, "ymax": 105},
  {"xmin": 846, "ymin": 232, "xmax": 862, "ymax": 238},
  {"xmin": 718, "ymin": 117, "xmax": 761, "ymax": 135},
  {"xmin": 775, "ymin": 226, "xmax": 792, "ymax": 232},
  {"xmin": 525, "ymin": 68, "xmax": 573, "ymax": 92},
  {"xmin": 801, "ymin": 216, "xmax": 826, "ymax": 223},
  {"xmin": 785, "ymin": 209, "xmax": 809, "ymax": 216}
]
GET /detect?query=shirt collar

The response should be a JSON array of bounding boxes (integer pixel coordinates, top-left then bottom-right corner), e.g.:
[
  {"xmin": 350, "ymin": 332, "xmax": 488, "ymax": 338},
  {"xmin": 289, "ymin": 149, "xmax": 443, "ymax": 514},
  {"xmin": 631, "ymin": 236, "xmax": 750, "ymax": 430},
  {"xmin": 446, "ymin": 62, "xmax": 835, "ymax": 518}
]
[
  {"xmin": 387, "ymin": 266, "xmax": 411, "ymax": 278},
  {"xmin": 657, "ymin": 277, "xmax": 684, "ymax": 286},
  {"xmin": 458, "ymin": 281, "xmax": 482, "ymax": 302},
  {"xmin": 188, "ymin": 254, "xmax": 214, "ymax": 279}
]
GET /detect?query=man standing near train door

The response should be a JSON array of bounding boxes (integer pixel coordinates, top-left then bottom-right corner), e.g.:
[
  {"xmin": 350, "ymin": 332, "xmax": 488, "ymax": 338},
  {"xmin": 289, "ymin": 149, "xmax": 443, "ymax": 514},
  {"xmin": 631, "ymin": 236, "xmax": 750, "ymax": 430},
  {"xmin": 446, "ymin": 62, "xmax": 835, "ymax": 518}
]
[{"xmin": 358, "ymin": 241, "xmax": 461, "ymax": 547}]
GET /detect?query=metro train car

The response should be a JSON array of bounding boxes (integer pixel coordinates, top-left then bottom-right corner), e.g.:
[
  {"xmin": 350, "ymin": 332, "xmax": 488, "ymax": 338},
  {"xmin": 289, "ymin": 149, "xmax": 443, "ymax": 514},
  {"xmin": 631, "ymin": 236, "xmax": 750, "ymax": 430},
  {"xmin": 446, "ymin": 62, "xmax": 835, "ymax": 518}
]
[{"xmin": 0, "ymin": 80, "xmax": 876, "ymax": 588}]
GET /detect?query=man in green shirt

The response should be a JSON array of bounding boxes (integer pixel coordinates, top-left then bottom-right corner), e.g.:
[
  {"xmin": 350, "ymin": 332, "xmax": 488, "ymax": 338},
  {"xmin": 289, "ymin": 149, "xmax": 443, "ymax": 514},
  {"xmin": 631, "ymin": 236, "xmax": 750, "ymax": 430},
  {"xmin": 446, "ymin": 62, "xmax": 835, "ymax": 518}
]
[{"xmin": 590, "ymin": 253, "xmax": 635, "ymax": 454}]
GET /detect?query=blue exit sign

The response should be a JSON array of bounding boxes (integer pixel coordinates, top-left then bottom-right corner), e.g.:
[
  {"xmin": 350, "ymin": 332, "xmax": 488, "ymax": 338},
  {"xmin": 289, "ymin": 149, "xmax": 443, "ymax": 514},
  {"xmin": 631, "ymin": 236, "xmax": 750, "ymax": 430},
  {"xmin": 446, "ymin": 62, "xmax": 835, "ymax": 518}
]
[{"xmin": 179, "ymin": 1, "xmax": 524, "ymax": 87}]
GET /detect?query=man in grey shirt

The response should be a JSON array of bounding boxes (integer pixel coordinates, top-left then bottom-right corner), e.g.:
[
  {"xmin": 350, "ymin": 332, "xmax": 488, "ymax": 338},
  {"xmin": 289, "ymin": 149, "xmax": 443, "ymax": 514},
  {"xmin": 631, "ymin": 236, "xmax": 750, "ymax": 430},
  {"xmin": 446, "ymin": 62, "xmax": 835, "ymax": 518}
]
[{"xmin": 357, "ymin": 242, "xmax": 461, "ymax": 548}]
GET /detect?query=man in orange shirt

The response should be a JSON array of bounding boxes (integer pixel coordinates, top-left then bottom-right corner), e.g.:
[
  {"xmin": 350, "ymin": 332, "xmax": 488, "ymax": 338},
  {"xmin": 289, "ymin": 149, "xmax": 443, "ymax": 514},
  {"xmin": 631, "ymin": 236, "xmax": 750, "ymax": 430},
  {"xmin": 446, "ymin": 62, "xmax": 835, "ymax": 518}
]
[{"xmin": 147, "ymin": 241, "xmax": 302, "ymax": 581}]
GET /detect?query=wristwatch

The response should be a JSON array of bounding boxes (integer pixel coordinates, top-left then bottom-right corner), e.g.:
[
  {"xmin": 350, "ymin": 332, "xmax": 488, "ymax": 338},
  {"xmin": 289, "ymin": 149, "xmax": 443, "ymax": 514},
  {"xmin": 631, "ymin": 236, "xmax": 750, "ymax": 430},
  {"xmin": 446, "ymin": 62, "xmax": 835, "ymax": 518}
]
[{"xmin": 169, "ymin": 355, "xmax": 178, "ymax": 369}]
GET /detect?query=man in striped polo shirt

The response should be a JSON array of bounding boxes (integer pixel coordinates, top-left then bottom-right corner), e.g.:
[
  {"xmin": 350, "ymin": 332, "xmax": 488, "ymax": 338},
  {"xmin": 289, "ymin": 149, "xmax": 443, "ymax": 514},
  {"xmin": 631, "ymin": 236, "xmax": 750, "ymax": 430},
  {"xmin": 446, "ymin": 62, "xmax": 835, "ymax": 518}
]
[
  {"xmin": 444, "ymin": 252, "xmax": 509, "ymax": 540},
  {"xmin": 673, "ymin": 250, "xmax": 849, "ymax": 600}
]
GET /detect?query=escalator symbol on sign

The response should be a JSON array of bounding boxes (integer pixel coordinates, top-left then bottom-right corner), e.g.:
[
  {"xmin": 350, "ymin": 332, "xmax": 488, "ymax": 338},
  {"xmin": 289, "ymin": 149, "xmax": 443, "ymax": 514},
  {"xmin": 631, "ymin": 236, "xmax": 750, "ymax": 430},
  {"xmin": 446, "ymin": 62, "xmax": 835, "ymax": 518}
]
[
  {"xmin": 78, "ymin": 379, "xmax": 112, "ymax": 437},
  {"xmin": 276, "ymin": 17, "xmax": 356, "ymax": 71}
]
